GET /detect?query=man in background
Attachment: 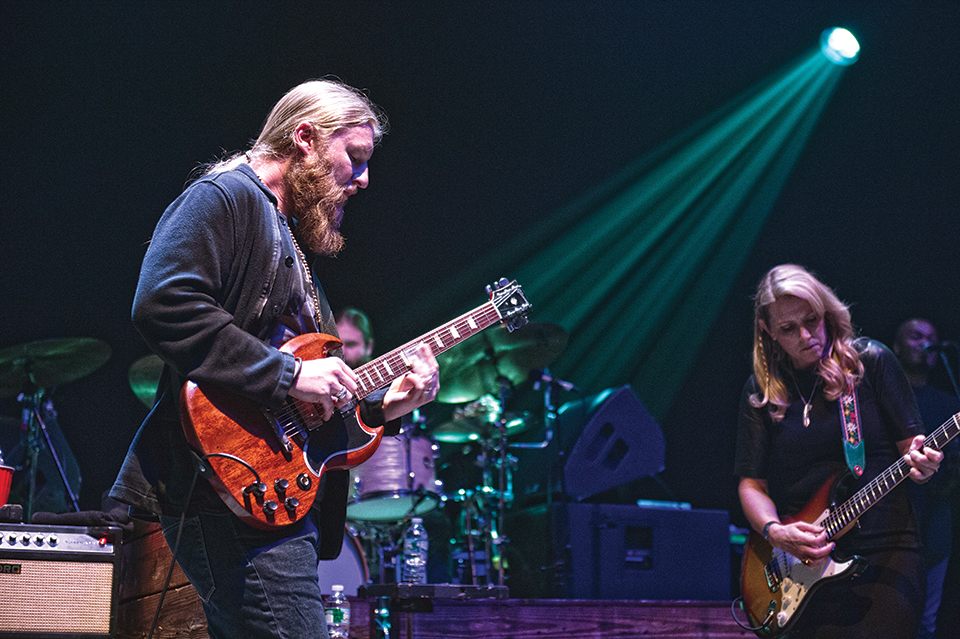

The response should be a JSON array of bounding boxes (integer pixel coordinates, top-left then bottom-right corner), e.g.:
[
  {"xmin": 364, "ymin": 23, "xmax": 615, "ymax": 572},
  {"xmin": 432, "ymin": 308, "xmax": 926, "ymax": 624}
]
[
  {"xmin": 336, "ymin": 307, "xmax": 375, "ymax": 368},
  {"xmin": 893, "ymin": 318, "xmax": 960, "ymax": 639}
]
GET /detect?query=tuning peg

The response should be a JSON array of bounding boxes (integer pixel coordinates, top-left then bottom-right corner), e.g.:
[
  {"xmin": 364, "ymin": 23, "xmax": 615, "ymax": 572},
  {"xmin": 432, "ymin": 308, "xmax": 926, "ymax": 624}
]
[{"xmin": 486, "ymin": 277, "xmax": 511, "ymax": 295}]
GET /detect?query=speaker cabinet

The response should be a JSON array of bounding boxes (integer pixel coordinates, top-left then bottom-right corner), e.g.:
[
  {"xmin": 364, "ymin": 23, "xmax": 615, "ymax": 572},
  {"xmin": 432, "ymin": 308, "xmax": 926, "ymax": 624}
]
[
  {"xmin": 559, "ymin": 503, "xmax": 730, "ymax": 601},
  {"xmin": 0, "ymin": 524, "xmax": 121, "ymax": 638},
  {"xmin": 507, "ymin": 503, "xmax": 730, "ymax": 600}
]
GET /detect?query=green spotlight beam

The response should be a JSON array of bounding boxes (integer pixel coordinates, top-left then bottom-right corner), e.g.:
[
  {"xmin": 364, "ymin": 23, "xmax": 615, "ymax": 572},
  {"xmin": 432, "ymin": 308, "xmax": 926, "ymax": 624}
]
[{"xmin": 395, "ymin": 44, "xmax": 850, "ymax": 421}]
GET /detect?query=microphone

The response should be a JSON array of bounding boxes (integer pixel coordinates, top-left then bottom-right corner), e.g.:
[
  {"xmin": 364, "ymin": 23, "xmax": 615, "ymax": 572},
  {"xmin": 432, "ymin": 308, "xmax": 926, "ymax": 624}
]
[
  {"xmin": 530, "ymin": 369, "xmax": 578, "ymax": 392},
  {"xmin": 923, "ymin": 341, "xmax": 951, "ymax": 352}
]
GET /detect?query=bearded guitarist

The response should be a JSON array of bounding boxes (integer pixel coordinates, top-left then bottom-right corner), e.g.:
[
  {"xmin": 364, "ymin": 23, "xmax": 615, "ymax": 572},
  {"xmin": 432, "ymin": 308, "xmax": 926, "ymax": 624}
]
[
  {"xmin": 735, "ymin": 264, "xmax": 943, "ymax": 639},
  {"xmin": 110, "ymin": 80, "xmax": 440, "ymax": 639}
]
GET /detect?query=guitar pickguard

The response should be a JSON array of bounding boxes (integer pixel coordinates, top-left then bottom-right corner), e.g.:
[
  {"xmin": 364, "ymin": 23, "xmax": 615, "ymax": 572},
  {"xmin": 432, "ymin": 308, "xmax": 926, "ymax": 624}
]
[
  {"xmin": 302, "ymin": 405, "xmax": 382, "ymax": 478},
  {"xmin": 764, "ymin": 548, "xmax": 863, "ymax": 631}
]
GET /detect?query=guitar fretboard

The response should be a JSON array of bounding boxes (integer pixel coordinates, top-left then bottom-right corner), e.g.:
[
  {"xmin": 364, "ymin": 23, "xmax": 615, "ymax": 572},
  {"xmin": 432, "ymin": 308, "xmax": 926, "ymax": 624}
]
[
  {"xmin": 352, "ymin": 301, "xmax": 504, "ymax": 399},
  {"xmin": 823, "ymin": 411, "xmax": 960, "ymax": 539}
]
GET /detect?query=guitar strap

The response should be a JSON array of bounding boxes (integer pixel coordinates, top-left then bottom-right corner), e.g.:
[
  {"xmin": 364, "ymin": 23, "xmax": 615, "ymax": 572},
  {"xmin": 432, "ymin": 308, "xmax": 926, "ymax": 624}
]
[{"xmin": 839, "ymin": 384, "xmax": 865, "ymax": 476}]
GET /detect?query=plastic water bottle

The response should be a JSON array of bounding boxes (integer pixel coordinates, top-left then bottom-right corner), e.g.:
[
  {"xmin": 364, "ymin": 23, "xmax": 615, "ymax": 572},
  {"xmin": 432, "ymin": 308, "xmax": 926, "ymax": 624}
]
[
  {"xmin": 325, "ymin": 584, "xmax": 350, "ymax": 639},
  {"xmin": 401, "ymin": 516, "xmax": 429, "ymax": 584}
]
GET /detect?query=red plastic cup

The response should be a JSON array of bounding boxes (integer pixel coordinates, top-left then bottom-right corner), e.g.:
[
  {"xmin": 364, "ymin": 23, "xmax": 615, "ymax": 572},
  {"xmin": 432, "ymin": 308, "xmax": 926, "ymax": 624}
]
[{"xmin": 0, "ymin": 465, "xmax": 13, "ymax": 506}]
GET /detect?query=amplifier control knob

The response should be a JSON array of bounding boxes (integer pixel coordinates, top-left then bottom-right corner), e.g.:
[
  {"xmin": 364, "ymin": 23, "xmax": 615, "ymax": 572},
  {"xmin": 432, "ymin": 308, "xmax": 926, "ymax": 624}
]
[
  {"xmin": 48, "ymin": 535, "xmax": 58, "ymax": 546},
  {"xmin": 34, "ymin": 535, "xmax": 45, "ymax": 546},
  {"xmin": 20, "ymin": 534, "xmax": 31, "ymax": 545}
]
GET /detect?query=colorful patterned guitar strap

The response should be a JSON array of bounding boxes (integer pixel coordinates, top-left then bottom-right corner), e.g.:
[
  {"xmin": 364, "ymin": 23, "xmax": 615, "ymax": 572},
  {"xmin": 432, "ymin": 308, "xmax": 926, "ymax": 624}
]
[{"xmin": 839, "ymin": 384, "xmax": 865, "ymax": 476}]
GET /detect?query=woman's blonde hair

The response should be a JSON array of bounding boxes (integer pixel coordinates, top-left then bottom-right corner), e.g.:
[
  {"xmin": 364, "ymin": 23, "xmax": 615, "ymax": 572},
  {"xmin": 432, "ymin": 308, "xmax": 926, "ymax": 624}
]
[{"xmin": 750, "ymin": 264, "xmax": 863, "ymax": 419}]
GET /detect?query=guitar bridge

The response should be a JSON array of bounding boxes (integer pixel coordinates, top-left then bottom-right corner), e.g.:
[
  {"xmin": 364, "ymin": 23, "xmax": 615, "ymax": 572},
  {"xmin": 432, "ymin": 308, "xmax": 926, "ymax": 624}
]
[{"xmin": 764, "ymin": 557, "xmax": 782, "ymax": 592}]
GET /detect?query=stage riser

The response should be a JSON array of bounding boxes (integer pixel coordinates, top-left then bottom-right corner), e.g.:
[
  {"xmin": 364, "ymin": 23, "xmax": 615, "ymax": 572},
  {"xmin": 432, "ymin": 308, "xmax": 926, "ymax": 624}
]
[
  {"xmin": 118, "ymin": 525, "xmax": 748, "ymax": 638},
  {"xmin": 118, "ymin": 596, "xmax": 749, "ymax": 639}
]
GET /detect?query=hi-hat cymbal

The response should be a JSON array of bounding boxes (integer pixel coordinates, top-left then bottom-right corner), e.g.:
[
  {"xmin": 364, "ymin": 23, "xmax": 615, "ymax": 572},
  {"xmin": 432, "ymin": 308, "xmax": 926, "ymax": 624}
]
[
  {"xmin": 0, "ymin": 338, "xmax": 112, "ymax": 398},
  {"xmin": 128, "ymin": 354, "xmax": 163, "ymax": 408},
  {"xmin": 436, "ymin": 322, "xmax": 568, "ymax": 404}
]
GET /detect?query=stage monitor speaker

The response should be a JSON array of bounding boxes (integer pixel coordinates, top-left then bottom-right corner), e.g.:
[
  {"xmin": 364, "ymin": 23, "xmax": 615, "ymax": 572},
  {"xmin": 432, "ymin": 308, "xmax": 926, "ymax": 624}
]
[
  {"xmin": 562, "ymin": 385, "xmax": 665, "ymax": 500},
  {"xmin": 558, "ymin": 503, "xmax": 730, "ymax": 601},
  {"xmin": 0, "ymin": 524, "xmax": 121, "ymax": 638}
]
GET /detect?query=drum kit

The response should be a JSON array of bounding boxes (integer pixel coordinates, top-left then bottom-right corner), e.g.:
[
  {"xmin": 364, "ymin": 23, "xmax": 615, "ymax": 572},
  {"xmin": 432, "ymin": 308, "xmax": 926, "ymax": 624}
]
[
  {"xmin": 0, "ymin": 322, "xmax": 571, "ymax": 591},
  {"xmin": 342, "ymin": 321, "xmax": 570, "ymax": 589}
]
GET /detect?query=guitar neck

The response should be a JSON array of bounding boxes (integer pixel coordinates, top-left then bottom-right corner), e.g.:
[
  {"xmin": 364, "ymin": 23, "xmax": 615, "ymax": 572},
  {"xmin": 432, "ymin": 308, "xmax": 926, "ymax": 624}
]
[
  {"xmin": 823, "ymin": 411, "xmax": 960, "ymax": 539},
  {"xmin": 352, "ymin": 300, "xmax": 503, "ymax": 400}
]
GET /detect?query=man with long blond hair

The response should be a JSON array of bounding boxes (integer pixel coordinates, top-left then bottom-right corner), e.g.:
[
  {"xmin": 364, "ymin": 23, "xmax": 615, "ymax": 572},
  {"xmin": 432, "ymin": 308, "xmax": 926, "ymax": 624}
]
[
  {"xmin": 111, "ymin": 79, "xmax": 441, "ymax": 638},
  {"xmin": 735, "ymin": 264, "xmax": 942, "ymax": 638}
]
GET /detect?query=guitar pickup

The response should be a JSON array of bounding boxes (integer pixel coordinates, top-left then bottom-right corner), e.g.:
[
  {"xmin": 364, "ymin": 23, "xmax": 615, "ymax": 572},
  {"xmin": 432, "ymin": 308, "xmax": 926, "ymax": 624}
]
[{"xmin": 262, "ymin": 407, "xmax": 294, "ymax": 454}]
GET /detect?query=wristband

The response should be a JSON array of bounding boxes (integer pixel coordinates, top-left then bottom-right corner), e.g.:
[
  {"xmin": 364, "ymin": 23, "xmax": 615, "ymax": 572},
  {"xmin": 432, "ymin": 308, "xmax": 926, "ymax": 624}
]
[{"xmin": 762, "ymin": 521, "xmax": 778, "ymax": 540}]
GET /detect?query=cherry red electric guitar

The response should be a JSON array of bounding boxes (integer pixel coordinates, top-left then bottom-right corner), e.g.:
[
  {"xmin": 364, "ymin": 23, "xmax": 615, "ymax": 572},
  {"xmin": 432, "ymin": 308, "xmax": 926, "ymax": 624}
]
[
  {"xmin": 738, "ymin": 411, "xmax": 960, "ymax": 638},
  {"xmin": 180, "ymin": 279, "xmax": 530, "ymax": 529}
]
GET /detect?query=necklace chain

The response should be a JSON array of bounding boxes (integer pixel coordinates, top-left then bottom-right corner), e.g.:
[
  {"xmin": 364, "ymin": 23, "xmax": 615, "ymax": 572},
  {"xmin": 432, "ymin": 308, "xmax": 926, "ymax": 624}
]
[
  {"xmin": 793, "ymin": 376, "xmax": 819, "ymax": 428},
  {"xmin": 254, "ymin": 164, "xmax": 323, "ymax": 330},
  {"xmin": 286, "ymin": 225, "xmax": 323, "ymax": 330}
]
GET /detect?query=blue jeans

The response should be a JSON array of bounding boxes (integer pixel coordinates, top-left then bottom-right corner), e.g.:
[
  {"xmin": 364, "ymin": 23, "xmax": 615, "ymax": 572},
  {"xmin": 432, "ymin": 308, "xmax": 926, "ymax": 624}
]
[{"xmin": 160, "ymin": 511, "xmax": 331, "ymax": 639}]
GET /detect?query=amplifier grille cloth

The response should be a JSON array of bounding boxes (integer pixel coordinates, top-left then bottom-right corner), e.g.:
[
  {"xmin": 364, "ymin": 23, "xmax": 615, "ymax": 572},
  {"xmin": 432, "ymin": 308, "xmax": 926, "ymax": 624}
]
[{"xmin": 0, "ymin": 559, "xmax": 114, "ymax": 634}]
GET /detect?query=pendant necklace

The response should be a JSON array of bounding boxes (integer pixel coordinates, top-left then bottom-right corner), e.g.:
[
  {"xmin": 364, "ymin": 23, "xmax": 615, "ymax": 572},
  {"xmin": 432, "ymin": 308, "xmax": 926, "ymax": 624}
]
[{"xmin": 794, "ymin": 376, "xmax": 819, "ymax": 427}]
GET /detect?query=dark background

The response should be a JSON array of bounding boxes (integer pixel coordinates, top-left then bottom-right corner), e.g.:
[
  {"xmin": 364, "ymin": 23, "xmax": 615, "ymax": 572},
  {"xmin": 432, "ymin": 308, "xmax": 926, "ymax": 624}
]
[{"xmin": 1, "ymin": 2, "xmax": 958, "ymax": 536}]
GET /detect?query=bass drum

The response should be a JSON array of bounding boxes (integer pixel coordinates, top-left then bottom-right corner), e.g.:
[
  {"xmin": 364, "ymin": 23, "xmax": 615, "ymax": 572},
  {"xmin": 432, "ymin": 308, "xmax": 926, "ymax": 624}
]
[
  {"xmin": 347, "ymin": 433, "xmax": 441, "ymax": 521},
  {"xmin": 318, "ymin": 527, "xmax": 369, "ymax": 596}
]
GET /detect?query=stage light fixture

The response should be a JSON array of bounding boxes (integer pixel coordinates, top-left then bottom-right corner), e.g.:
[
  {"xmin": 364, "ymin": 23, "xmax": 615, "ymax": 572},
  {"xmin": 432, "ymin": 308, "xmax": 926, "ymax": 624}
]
[
  {"xmin": 396, "ymin": 30, "xmax": 856, "ymax": 420},
  {"xmin": 820, "ymin": 27, "xmax": 860, "ymax": 66}
]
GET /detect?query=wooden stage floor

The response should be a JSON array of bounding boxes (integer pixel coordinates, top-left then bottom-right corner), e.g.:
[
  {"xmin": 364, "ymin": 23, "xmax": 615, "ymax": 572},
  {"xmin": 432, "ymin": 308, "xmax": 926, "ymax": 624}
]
[{"xmin": 118, "ymin": 523, "xmax": 751, "ymax": 639}]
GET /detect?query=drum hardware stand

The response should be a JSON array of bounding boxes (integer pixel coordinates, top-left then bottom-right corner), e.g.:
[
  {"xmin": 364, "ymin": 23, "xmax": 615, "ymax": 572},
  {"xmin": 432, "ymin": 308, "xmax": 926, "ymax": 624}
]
[
  {"xmin": 507, "ymin": 369, "xmax": 574, "ymax": 596},
  {"xmin": 18, "ymin": 387, "xmax": 81, "ymax": 521},
  {"xmin": 460, "ymin": 376, "xmax": 517, "ymax": 587}
]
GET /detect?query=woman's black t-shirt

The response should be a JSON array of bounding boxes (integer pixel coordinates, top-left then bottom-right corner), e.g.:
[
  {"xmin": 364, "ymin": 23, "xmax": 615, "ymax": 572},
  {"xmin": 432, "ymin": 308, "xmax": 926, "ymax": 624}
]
[{"xmin": 735, "ymin": 338, "xmax": 924, "ymax": 555}]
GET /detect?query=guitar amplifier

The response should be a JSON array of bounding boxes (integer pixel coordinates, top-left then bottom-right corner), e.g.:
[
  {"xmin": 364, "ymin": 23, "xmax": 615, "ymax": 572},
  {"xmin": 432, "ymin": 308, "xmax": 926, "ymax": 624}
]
[{"xmin": 0, "ymin": 524, "xmax": 121, "ymax": 638}]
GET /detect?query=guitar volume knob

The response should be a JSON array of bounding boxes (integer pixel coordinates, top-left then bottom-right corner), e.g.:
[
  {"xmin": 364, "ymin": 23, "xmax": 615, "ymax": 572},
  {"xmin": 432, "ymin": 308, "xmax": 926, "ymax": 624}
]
[
  {"xmin": 244, "ymin": 482, "xmax": 267, "ymax": 497},
  {"xmin": 274, "ymin": 478, "xmax": 289, "ymax": 494},
  {"xmin": 284, "ymin": 497, "xmax": 300, "ymax": 512},
  {"xmin": 262, "ymin": 500, "xmax": 278, "ymax": 515}
]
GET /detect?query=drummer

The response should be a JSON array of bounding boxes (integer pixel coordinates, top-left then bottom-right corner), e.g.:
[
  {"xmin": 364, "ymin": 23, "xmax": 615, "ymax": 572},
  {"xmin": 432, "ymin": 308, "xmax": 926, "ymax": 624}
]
[
  {"xmin": 337, "ymin": 308, "xmax": 453, "ymax": 582},
  {"xmin": 335, "ymin": 307, "xmax": 375, "ymax": 368}
]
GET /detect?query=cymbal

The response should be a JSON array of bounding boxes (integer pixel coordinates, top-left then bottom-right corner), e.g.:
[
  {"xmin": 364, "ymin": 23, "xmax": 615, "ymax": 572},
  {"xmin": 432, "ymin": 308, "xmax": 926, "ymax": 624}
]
[
  {"xmin": 128, "ymin": 354, "xmax": 163, "ymax": 408},
  {"xmin": 436, "ymin": 322, "xmax": 568, "ymax": 403},
  {"xmin": 433, "ymin": 412, "xmax": 531, "ymax": 443},
  {"xmin": 0, "ymin": 338, "xmax": 112, "ymax": 398}
]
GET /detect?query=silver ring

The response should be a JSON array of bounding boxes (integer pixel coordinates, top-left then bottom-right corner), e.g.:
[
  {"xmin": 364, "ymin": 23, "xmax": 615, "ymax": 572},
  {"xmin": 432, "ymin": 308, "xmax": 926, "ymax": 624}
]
[{"xmin": 334, "ymin": 387, "xmax": 348, "ymax": 400}]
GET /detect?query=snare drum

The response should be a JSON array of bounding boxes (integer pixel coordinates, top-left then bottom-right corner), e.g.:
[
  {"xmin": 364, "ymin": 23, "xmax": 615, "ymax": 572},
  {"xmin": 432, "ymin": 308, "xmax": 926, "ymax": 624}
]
[
  {"xmin": 318, "ymin": 527, "xmax": 369, "ymax": 596},
  {"xmin": 347, "ymin": 434, "xmax": 441, "ymax": 521}
]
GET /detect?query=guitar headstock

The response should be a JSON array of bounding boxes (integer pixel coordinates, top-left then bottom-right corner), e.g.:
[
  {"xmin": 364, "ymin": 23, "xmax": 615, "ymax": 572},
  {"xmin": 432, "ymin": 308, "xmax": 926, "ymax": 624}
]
[{"xmin": 486, "ymin": 278, "xmax": 531, "ymax": 333}]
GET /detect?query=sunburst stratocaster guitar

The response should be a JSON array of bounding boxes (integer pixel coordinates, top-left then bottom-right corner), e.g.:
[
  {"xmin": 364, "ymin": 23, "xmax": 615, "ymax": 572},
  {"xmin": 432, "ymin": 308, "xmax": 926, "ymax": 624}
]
[
  {"xmin": 180, "ymin": 279, "xmax": 530, "ymax": 529},
  {"xmin": 739, "ymin": 411, "xmax": 960, "ymax": 638}
]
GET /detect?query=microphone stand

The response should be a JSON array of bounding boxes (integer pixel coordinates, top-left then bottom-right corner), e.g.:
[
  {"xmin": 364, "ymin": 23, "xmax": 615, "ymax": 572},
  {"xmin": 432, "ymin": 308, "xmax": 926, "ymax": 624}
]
[{"xmin": 937, "ymin": 345, "xmax": 960, "ymax": 399}]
